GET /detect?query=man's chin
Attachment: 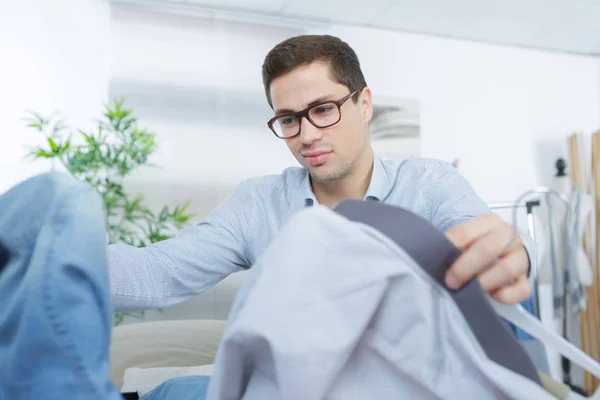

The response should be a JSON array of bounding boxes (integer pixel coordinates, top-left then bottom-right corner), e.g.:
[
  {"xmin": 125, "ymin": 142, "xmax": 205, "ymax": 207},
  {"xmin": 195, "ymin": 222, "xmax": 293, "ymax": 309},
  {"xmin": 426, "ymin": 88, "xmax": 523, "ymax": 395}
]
[{"xmin": 309, "ymin": 168, "xmax": 342, "ymax": 184}]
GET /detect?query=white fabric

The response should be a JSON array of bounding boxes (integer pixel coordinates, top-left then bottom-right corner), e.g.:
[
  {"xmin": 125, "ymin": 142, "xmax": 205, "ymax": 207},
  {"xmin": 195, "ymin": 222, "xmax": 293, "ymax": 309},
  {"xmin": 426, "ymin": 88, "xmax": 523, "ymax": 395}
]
[
  {"xmin": 121, "ymin": 365, "xmax": 214, "ymax": 396},
  {"xmin": 206, "ymin": 205, "xmax": 555, "ymax": 400}
]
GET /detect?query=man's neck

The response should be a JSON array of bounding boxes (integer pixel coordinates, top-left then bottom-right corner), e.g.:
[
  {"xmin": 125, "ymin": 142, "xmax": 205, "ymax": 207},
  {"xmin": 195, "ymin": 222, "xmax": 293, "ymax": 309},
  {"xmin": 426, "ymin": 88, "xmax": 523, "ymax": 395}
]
[{"xmin": 312, "ymin": 151, "xmax": 374, "ymax": 208}]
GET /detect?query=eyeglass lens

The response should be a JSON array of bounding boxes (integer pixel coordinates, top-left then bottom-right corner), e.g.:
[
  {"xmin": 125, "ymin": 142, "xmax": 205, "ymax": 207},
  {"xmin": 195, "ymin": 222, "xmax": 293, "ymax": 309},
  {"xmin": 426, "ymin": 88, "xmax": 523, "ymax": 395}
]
[{"xmin": 272, "ymin": 103, "xmax": 340, "ymax": 138}]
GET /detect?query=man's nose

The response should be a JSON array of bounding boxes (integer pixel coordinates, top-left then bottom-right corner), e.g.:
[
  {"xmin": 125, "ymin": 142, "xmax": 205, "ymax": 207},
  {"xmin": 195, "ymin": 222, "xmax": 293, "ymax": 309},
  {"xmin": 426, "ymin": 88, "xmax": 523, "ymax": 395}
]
[{"xmin": 299, "ymin": 117, "xmax": 323, "ymax": 145}]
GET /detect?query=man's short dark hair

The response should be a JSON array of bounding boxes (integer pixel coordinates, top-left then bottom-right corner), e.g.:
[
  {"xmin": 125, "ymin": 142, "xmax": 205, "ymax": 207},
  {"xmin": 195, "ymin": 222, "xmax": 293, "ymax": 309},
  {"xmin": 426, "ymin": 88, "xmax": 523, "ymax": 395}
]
[{"xmin": 262, "ymin": 34, "xmax": 367, "ymax": 108}]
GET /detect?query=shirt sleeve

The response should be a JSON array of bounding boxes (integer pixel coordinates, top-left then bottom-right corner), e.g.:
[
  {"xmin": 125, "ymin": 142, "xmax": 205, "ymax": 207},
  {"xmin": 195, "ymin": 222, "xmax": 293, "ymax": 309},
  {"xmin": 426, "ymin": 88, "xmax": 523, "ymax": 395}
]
[
  {"xmin": 427, "ymin": 161, "xmax": 537, "ymax": 279},
  {"xmin": 108, "ymin": 181, "xmax": 254, "ymax": 312}
]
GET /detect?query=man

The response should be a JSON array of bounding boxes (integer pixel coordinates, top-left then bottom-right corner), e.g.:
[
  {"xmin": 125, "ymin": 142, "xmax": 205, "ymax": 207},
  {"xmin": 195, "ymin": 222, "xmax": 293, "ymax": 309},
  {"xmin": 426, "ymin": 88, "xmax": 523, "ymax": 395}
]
[
  {"xmin": 109, "ymin": 34, "xmax": 532, "ymax": 314},
  {"xmin": 0, "ymin": 34, "xmax": 534, "ymax": 400}
]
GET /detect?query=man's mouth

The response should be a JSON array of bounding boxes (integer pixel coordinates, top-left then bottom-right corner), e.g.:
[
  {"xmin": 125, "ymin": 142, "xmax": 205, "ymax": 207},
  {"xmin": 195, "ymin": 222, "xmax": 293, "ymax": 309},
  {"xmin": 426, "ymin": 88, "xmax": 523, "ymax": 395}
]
[{"xmin": 303, "ymin": 151, "xmax": 332, "ymax": 166}]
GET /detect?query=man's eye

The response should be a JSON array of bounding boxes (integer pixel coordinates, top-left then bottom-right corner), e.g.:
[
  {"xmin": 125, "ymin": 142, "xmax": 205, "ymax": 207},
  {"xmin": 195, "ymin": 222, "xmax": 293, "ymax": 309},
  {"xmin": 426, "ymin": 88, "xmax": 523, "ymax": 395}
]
[
  {"xmin": 314, "ymin": 105, "xmax": 335, "ymax": 114},
  {"xmin": 280, "ymin": 117, "xmax": 298, "ymax": 126}
]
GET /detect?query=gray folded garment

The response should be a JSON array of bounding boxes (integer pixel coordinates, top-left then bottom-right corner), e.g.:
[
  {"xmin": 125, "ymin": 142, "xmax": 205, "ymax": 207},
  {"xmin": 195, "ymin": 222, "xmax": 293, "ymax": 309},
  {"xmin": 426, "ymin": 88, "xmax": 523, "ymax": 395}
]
[{"xmin": 206, "ymin": 201, "xmax": 556, "ymax": 399}]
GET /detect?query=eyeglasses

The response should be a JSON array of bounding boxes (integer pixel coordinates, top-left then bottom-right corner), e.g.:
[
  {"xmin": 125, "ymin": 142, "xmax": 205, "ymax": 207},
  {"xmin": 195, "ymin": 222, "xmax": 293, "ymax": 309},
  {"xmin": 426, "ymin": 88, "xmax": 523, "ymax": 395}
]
[{"xmin": 267, "ymin": 90, "xmax": 358, "ymax": 139}]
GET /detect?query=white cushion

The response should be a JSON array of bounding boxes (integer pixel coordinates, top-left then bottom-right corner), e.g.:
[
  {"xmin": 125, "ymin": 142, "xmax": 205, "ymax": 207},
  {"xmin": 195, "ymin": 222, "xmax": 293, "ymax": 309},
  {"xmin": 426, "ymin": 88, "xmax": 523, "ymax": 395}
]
[{"xmin": 109, "ymin": 320, "xmax": 226, "ymax": 388}]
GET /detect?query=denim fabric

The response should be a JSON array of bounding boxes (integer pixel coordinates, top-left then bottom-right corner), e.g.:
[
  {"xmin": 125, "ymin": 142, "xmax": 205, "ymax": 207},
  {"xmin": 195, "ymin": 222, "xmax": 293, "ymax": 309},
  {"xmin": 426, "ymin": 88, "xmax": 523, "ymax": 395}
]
[
  {"xmin": 141, "ymin": 376, "xmax": 210, "ymax": 400},
  {"xmin": 0, "ymin": 172, "xmax": 210, "ymax": 400},
  {"xmin": 0, "ymin": 241, "xmax": 9, "ymax": 273},
  {"xmin": 0, "ymin": 172, "xmax": 124, "ymax": 400}
]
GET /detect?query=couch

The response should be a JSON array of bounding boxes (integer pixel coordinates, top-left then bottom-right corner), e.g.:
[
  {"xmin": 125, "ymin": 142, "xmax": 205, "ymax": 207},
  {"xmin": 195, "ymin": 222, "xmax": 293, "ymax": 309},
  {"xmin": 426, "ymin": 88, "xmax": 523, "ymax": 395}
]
[{"xmin": 109, "ymin": 319, "xmax": 226, "ymax": 389}]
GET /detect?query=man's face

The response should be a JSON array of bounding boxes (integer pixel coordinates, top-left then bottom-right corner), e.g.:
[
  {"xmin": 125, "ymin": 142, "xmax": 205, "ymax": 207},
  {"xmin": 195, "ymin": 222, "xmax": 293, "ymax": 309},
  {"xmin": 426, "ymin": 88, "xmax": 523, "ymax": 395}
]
[{"xmin": 269, "ymin": 62, "xmax": 372, "ymax": 184}]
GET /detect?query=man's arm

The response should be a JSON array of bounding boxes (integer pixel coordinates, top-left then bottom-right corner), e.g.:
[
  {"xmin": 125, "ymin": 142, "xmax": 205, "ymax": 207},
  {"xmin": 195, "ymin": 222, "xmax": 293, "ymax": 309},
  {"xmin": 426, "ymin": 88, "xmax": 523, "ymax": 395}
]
[
  {"xmin": 427, "ymin": 161, "xmax": 536, "ymax": 303},
  {"xmin": 428, "ymin": 161, "xmax": 535, "ymax": 265},
  {"xmin": 108, "ymin": 182, "xmax": 254, "ymax": 312}
]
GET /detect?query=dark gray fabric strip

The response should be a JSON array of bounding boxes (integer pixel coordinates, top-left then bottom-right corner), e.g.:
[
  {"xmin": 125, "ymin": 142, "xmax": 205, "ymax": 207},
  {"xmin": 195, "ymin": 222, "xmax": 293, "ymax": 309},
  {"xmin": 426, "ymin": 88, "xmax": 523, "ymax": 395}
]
[{"xmin": 333, "ymin": 199, "xmax": 541, "ymax": 386}]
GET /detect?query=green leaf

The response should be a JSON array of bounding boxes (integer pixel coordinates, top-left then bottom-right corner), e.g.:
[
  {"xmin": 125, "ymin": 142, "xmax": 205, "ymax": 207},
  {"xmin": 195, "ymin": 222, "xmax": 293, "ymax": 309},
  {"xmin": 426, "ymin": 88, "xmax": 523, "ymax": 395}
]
[
  {"xmin": 47, "ymin": 137, "xmax": 59, "ymax": 152},
  {"xmin": 51, "ymin": 121, "xmax": 68, "ymax": 135},
  {"xmin": 79, "ymin": 129, "xmax": 95, "ymax": 144},
  {"xmin": 27, "ymin": 122, "xmax": 42, "ymax": 129},
  {"xmin": 33, "ymin": 150, "xmax": 55, "ymax": 158},
  {"xmin": 23, "ymin": 111, "xmax": 46, "ymax": 131},
  {"xmin": 113, "ymin": 313, "xmax": 124, "ymax": 326}
]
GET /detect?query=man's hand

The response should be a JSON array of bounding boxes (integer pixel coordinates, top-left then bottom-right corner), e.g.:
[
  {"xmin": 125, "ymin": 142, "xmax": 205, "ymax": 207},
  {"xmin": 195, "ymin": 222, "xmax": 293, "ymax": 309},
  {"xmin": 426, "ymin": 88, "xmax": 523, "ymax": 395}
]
[{"xmin": 444, "ymin": 214, "xmax": 531, "ymax": 304}]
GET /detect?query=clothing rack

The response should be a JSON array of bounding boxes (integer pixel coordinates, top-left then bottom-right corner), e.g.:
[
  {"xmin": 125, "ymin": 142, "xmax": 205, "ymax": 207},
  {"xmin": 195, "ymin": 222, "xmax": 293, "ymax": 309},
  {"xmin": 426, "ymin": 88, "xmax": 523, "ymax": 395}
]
[{"xmin": 488, "ymin": 200, "xmax": 542, "ymax": 241}]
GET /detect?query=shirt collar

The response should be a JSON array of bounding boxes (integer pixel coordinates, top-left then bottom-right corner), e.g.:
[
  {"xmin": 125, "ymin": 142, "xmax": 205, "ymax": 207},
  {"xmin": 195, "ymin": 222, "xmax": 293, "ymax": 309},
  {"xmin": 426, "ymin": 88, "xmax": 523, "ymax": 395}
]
[
  {"xmin": 364, "ymin": 152, "xmax": 387, "ymax": 202},
  {"xmin": 302, "ymin": 151, "xmax": 389, "ymax": 207}
]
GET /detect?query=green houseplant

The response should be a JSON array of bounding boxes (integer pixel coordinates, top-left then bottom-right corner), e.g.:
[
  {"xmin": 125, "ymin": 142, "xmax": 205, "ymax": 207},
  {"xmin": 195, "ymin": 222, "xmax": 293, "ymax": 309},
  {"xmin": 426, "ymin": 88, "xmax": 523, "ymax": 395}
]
[{"xmin": 23, "ymin": 99, "xmax": 195, "ymax": 326}]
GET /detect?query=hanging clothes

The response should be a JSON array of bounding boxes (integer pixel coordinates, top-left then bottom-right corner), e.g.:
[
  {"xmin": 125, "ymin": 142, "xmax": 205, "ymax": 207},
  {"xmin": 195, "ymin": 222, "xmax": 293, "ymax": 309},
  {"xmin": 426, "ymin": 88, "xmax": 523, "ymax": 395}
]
[{"xmin": 537, "ymin": 188, "xmax": 592, "ymax": 319}]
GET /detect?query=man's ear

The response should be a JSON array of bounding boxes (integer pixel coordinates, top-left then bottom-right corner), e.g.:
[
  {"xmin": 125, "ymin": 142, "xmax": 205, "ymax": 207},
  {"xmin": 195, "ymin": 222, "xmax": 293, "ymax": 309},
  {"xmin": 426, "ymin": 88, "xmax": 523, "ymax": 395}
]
[{"xmin": 360, "ymin": 87, "xmax": 373, "ymax": 123}]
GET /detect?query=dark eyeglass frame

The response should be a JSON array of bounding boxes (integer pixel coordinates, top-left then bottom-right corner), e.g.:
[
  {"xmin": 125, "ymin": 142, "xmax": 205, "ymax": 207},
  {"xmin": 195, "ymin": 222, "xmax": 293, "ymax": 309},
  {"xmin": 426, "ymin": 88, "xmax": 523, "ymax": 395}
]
[{"xmin": 267, "ymin": 90, "xmax": 359, "ymax": 139}]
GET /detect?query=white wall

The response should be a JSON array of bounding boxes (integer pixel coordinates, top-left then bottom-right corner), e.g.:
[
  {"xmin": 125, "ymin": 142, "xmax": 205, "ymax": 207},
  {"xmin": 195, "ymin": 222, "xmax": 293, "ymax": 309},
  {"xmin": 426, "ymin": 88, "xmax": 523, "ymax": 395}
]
[
  {"xmin": 108, "ymin": 8, "xmax": 308, "ymax": 220},
  {"xmin": 4, "ymin": 2, "xmax": 596, "ymax": 213},
  {"xmin": 0, "ymin": 0, "xmax": 111, "ymax": 194},
  {"xmin": 106, "ymin": 9, "xmax": 600, "ymax": 225},
  {"xmin": 320, "ymin": 25, "xmax": 600, "ymax": 204}
]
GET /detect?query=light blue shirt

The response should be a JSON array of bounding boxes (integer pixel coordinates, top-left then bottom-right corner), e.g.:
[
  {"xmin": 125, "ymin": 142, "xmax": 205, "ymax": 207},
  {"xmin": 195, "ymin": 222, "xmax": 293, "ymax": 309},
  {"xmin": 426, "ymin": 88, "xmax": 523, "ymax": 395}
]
[{"xmin": 108, "ymin": 154, "xmax": 535, "ymax": 312}]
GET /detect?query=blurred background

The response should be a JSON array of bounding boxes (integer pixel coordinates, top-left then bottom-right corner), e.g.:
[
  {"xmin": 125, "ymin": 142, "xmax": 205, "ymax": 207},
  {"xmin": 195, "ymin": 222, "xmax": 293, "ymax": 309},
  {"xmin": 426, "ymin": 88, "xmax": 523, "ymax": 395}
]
[
  {"xmin": 4, "ymin": 0, "xmax": 599, "ymax": 208},
  {"xmin": 2, "ymin": 1, "xmax": 600, "ymax": 386}
]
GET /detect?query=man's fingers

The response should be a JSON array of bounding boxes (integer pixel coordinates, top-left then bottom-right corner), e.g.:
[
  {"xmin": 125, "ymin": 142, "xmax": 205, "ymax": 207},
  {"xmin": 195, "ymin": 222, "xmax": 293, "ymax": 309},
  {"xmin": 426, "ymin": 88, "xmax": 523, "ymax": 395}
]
[
  {"xmin": 445, "ymin": 227, "xmax": 521, "ymax": 289},
  {"xmin": 490, "ymin": 274, "xmax": 532, "ymax": 304},
  {"xmin": 446, "ymin": 214, "xmax": 507, "ymax": 250},
  {"xmin": 477, "ymin": 247, "xmax": 529, "ymax": 292}
]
